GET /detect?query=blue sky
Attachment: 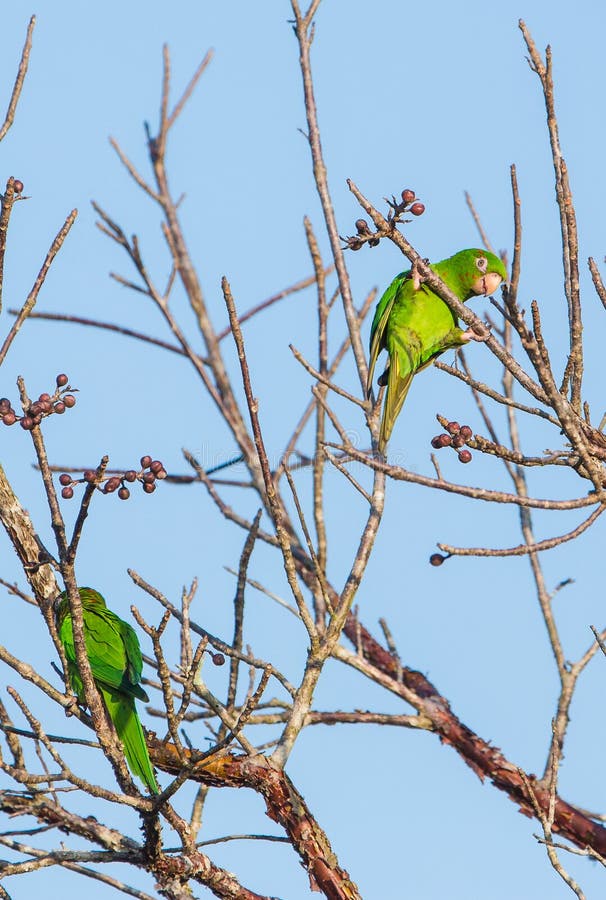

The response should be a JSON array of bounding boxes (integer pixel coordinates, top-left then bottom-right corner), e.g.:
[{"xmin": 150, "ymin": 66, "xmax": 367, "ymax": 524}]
[{"xmin": 1, "ymin": 2, "xmax": 606, "ymax": 898}]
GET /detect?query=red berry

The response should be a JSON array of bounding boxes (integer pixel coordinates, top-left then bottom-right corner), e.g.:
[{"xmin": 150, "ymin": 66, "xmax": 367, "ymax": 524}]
[
  {"xmin": 0, "ymin": 398, "xmax": 11, "ymax": 412},
  {"xmin": 63, "ymin": 395, "xmax": 76, "ymax": 408},
  {"xmin": 355, "ymin": 218, "xmax": 371, "ymax": 235},
  {"xmin": 54, "ymin": 402, "xmax": 66, "ymax": 414},
  {"xmin": 429, "ymin": 553, "xmax": 445, "ymax": 567},
  {"xmin": 56, "ymin": 374, "xmax": 68, "ymax": 387},
  {"xmin": 431, "ymin": 436, "xmax": 442, "ymax": 449},
  {"xmin": 124, "ymin": 470, "xmax": 137, "ymax": 483},
  {"xmin": 104, "ymin": 477, "xmax": 121, "ymax": 493},
  {"xmin": 2, "ymin": 412, "xmax": 16, "ymax": 426},
  {"xmin": 38, "ymin": 393, "xmax": 50, "ymax": 402},
  {"xmin": 61, "ymin": 486, "xmax": 74, "ymax": 499},
  {"xmin": 13, "ymin": 180, "xmax": 23, "ymax": 193},
  {"xmin": 458, "ymin": 450, "xmax": 472, "ymax": 464},
  {"xmin": 459, "ymin": 425, "xmax": 473, "ymax": 441},
  {"xmin": 212, "ymin": 652, "xmax": 226, "ymax": 666},
  {"xmin": 401, "ymin": 189, "xmax": 416, "ymax": 205},
  {"xmin": 143, "ymin": 472, "xmax": 155, "ymax": 484},
  {"xmin": 20, "ymin": 416, "xmax": 34, "ymax": 430},
  {"xmin": 446, "ymin": 421, "xmax": 460, "ymax": 435},
  {"xmin": 410, "ymin": 202, "xmax": 425, "ymax": 216},
  {"xmin": 59, "ymin": 473, "xmax": 72, "ymax": 486},
  {"xmin": 452, "ymin": 434, "xmax": 465, "ymax": 449},
  {"xmin": 118, "ymin": 487, "xmax": 130, "ymax": 500},
  {"xmin": 150, "ymin": 460, "xmax": 163, "ymax": 474},
  {"xmin": 140, "ymin": 455, "xmax": 152, "ymax": 469},
  {"xmin": 83, "ymin": 470, "xmax": 96, "ymax": 482},
  {"xmin": 156, "ymin": 467, "xmax": 167, "ymax": 480},
  {"xmin": 438, "ymin": 433, "xmax": 452, "ymax": 447},
  {"xmin": 143, "ymin": 482, "xmax": 156, "ymax": 494}
]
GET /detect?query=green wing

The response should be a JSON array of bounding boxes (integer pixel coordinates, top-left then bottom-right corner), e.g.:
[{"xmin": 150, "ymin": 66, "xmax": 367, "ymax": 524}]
[
  {"xmin": 80, "ymin": 606, "xmax": 148, "ymax": 702},
  {"xmin": 367, "ymin": 270, "xmax": 409, "ymax": 397}
]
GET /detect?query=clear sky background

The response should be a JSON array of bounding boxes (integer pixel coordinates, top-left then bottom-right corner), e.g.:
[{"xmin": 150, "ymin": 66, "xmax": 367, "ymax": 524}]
[{"xmin": 1, "ymin": 2, "xmax": 606, "ymax": 898}]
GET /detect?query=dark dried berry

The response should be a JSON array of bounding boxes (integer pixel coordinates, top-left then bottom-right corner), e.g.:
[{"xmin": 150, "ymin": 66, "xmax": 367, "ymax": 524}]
[
  {"xmin": 59, "ymin": 473, "xmax": 72, "ymax": 486},
  {"xmin": 83, "ymin": 470, "xmax": 96, "ymax": 482},
  {"xmin": 401, "ymin": 189, "xmax": 416, "ymax": 205},
  {"xmin": 459, "ymin": 425, "xmax": 473, "ymax": 441},
  {"xmin": 458, "ymin": 450, "xmax": 472, "ymax": 464},
  {"xmin": 140, "ymin": 455, "xmax": 152, "ymax": 469},
  {"xmin": 105, "ymin": 477, "xmax": 121, "ymax": 493},
  {"xmin": 431, "ymin": 435, "xmax": 442, "ymax": 449},
  {"xmin": 452, "ymin": 434, "xmax": 465, "ymax": 449},
  {"xmin": 124, "ymin": 470, "xmax": 137, "ymax": 483},
  {"xmin": 54, "ymin": 402, "xmax": 66, "ymax": 414},
  {"xmin": 20, "ymin": 416, "xmax": 34, "ymax": 430},
  {"xmin": 2, "ymin": 412, "xmax": 16, "ymax": 426},
  {"xmin": 150, "ymin": 460, "xmax": 163, "ymax": 474},
  {"xmin": 143, "ymin": 482, "xmax": 156, "ymax": 494},
  {"xmin": 446, "ymin": 421, "xmax": 460, "ymax": 435},
  {"xmin": 438, "ymin": 433, "xmax": 452, "ymax": 447},
  {"xmin": 355, "ymin": 218, "xmax": 371, "ymax": 235},
  {"xmin": 212, "ymin": 652, "xmax": 226, "ymax": 666},
  {"xmin": 13, "ymin": 180, "xmax": 24, "ymax": 193},
  {"xmin": 410, "ymin": 202, "xmax": 425, "ymax": 216},
  {"xmin": 63, "ymin": 395, "xmax": 76, "ymax": 408},
  {"xmin": 118, "ymin": 487, "xmax": 130, "ymax": 500},
  {"xmin": 429, "ymin": 553, "xmax": 445, "ymax": 567},
  {"xmin": 61, "ymin": 486, "xmax": 74, "ymax": 499},
  {"xmin": 56, "ymin": 374, "xmax": 69, "ymax": 387},
  {"xmin": 143, "ymin": 472, "xmax": 155, "ymax": 484}
]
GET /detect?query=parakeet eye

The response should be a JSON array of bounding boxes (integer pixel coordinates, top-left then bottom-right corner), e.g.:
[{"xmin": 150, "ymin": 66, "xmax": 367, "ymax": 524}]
[{"xmin": 476, "ymin": 256, "xmax": 488, "ymax": 272}]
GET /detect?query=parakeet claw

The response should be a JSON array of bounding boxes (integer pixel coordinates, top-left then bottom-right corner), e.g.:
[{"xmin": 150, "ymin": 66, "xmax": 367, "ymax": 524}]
[
  {"xmin": 461, "ymin": 324, "xmax": 491, "ymax": 342},
  {"xmin": 65, "ymin": 695, "xmax": 80, "ymax": 717}
]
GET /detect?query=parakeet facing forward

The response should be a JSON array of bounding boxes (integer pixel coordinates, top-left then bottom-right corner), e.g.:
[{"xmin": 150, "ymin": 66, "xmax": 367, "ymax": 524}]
[
  {"xmin": 55, "ymin": 586, "xmax": 159, "ymax": 794},
  {"xmin": 367, "ymin": 248, "xmax": 507, "ymax": 452}
]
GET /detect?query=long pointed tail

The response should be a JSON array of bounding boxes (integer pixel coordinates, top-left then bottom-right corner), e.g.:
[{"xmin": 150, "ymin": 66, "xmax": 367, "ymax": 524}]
[
  {"xmin": 102, "ymin": 686, "xmax": 159, "ymax": 794},
  {"xmin": 379, "ymin": 336, "xmax": 415, "ymax": 453}
]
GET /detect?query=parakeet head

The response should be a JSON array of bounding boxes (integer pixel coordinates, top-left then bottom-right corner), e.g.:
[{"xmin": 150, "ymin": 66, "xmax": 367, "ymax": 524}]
[
  {"xmin": 54, "ymin": 586, "xmax": 107, "ymax": 624},
  {"xmin": 435, "ymin": 249, "xmax": 508, "ymax": 301}
]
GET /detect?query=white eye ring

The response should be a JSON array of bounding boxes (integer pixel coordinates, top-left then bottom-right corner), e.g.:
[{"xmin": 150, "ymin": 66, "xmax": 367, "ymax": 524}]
[{"xmin": 476, "ymin": 256, "xmax": 488, "ymax": 272}]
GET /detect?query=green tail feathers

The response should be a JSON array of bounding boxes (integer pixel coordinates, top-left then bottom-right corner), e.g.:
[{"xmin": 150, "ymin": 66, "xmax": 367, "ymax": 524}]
[{"xmin": 101, "ymin": 684, "xmax": 159, "ymax": 794}]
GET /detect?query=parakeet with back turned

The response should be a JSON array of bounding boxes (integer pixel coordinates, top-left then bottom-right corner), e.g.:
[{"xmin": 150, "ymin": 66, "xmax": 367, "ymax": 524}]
[
  {"xmin": 55, "ymin": 586, "xmax": 159, "ymax": 794},
  {"xmin": 367, "ymin": 248, "xmax": 507, "ymax": 452}
]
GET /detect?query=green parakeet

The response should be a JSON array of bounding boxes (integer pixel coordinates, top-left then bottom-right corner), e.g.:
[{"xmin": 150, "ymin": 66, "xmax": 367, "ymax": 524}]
[
  {"xmin": 55, "ymin": 586, "xmax": 159, "ymax": 794},
  {"xmin": 367, "ymin": 248, "xmax": 507, "ymax": 452}
]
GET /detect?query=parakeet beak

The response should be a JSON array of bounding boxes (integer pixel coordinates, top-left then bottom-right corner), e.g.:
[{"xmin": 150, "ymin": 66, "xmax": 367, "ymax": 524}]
[{"xmin": 471, "ymin": 272, "xmax": 503, "ymax": 297}]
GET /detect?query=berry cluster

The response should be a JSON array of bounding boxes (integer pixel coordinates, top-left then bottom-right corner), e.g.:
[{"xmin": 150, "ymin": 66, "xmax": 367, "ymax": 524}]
[
  {"xmin": 386, "ymin": 188, "xmax": 425, "ymax": 221},
  {"xmin": 343, "ymin": 188, "xmax": 425, "ymax": 251},
  {"xmin": 59, "ymin": 455, "xmax": 168, "ymax": 501},
  {"xmin": 1, "ymin": 374, "xmax": 76, "ymax": 429},
  {"xmin": 430, "ymin": 421, "xmax": 473, "ymax": 464}
]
